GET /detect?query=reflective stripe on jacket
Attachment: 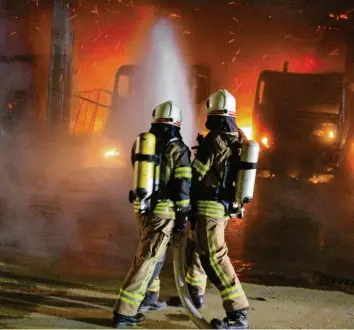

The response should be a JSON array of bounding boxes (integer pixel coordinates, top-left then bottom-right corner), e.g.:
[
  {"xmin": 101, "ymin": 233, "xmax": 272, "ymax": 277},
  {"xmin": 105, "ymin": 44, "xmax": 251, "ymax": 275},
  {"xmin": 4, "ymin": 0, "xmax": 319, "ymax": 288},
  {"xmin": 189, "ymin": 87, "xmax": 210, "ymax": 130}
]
[{"xmin": 191, "ymin": 129, "xmax": 245, "ymax": 219}]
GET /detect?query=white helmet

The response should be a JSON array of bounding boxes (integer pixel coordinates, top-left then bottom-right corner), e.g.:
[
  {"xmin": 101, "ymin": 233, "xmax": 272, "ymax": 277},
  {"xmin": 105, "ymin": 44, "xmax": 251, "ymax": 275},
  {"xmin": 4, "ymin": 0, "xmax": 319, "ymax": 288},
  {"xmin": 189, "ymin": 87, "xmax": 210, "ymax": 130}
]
[
  {"xmin": 206, "ymin": 89, "xmax": 236, "ymax": 117},
  {"xmin": 152, "ymin": 101, "xmax": 182, "ymax": 127}
]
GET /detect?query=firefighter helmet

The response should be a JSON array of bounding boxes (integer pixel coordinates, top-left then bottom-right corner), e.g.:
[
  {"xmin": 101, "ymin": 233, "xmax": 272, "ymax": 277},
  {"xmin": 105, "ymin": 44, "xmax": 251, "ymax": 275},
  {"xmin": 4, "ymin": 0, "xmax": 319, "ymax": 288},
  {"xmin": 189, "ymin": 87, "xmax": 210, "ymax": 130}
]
[
  {"xmin": 152, "ymin": 101, "xmax": 182, "ymax": 127},
  {"xmin": 206, "ymin": 89, "xmax": 236, "ymax": 117}
]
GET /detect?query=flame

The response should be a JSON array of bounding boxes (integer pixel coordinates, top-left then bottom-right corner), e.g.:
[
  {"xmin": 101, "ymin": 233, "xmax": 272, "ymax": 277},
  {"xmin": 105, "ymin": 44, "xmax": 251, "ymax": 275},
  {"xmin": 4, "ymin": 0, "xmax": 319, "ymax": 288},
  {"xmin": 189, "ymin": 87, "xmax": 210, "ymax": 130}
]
[
  {"xmin": 328, "ymin": 130, "xmax": 335, "ymax": 139},
  {"xmin": 261, "ymin": 136, "xmax": 270, "ymax": 148}
]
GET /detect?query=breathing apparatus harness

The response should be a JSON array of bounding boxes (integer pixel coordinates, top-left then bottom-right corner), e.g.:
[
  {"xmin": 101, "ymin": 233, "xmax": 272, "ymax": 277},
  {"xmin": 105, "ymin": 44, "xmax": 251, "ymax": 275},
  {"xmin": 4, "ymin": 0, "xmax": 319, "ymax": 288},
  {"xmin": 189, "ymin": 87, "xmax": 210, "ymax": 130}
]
[
  {"xmin": 192, "ymin": 129, "xmax": 245, "ymax": 218},
  {"xmin": 129, "ymin": 135, "xmax": 186, "ymax": 215}
]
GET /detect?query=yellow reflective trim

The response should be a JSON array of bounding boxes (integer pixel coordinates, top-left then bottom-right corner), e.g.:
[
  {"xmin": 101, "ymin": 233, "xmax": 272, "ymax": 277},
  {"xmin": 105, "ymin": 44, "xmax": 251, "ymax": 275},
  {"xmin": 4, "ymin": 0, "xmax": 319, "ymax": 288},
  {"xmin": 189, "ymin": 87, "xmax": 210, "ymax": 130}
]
[
  {"xmin": 222, "ymin": 290, "xmax": 246, "ymax": 301},
  {"xmin": 175, "ymin": 173, "xmax": 192, "ymax": 179},
  {"xmin": 186, "ymin": 273, "xmax": 207, "ymax": 281},
  {"xmin": 207, "ymin": 231, "xmax": 231, "ymax": 290},
  {"xmin": 192, "ymin": 159, "xmax": 209, "ymax": 176},
  {"xmin": 175, "ymin": 167, "xmax": 192, "ymax": 179},
  {"xmin": 186, "ymin": 278, "xmax": 206, "ymax": 286},
  {"xmin": 175, "ymin": 166, "xmax": 192, "ymax": 174},
  {"xmin": 196, "ymin": 208, "xmax": 227, "ymax": 219},
  {"xmin": 221, "ymin": 285, "xmax": 242, "ymax": 296},
  {"xmin": 117, "ymin": 295, "xmax": 140, "ymax": 307},
  {"xmin": 175, "ymin": 199, "xmax": 190, "ymax": 207},
  {"xmin": 197, "ymin": 201, "xmax": 225, "ymax": 210},
  {"xmin": 186, "ymin": 273, "xmax": 207, "ymax": 286},
  {"xmin": 120, "ymin": 289, "xmax": 144, "ymax": 301}
]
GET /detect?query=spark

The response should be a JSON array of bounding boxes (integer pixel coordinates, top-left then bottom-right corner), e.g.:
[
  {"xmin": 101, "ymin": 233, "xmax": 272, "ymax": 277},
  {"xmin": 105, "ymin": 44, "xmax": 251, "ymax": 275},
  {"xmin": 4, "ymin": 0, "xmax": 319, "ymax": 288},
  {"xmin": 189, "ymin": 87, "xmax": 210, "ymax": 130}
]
[
  {"xmin": 76, "ymin": 64, "xmax": 83, "ymax": 77},
  {"xmin": 229, "ymin": 1, "xmax": 235, "ymax": 4},
  {"xmin": 232, "ymin": 17, "xmax": 239, "ymax": 22},
  {"xmin": 229, "ymin": 39, "xmax": 235, "ymax": 43},
  {"xmin": 11, "ymin": 32, "xmax": 17, "ymax": 35},
  {"xmin": 329, "ymin": 48, "xmax": 339, "ymax": 56},
  {"xmin": 115, "ymin": 41, "xmax": 120, "ymax": 51},
  {"xmin": 236, "ymin": 81, "xmax": 243, "ymax": 91},
  {"xmin": 106, "ymin": 9, "xmax": 121, "ymax": 13},
  {"xmin": 92, "ymin": 5, "xmax": 99, "ymax": 15},
  {"xmin": 262, "ymin": 54, "xmax": 268, "ymax": 59},
  {"xmin": 229, "ymin": 31, "xmax": 234, "ymax": 35},
  {"xmin": 169, "ymin": 13, "xmax": 180, "ymax": 19},
  {"xmin": 184, "ymin": 30, "xmax": 191, "ymax": 34},
  {"xmin": 232, "ymin": 57, "xmax": 236, "ymax": 62},
  {"xmin": 235, "ymin": 49, "xmax": 241, "ymax": 55},
  {"xmin": 92, "ymin": 30, "xmax": 103, "ymax": 43},
  {"xmin": 67, "ymin": 13, "xmax": 77, "ymax": 20}
]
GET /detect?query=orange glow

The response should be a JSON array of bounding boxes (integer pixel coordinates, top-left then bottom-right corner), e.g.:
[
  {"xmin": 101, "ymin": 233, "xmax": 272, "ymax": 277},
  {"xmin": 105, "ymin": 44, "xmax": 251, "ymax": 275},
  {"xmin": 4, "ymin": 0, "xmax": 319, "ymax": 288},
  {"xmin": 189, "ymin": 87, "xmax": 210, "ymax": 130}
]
[
  {"xmin": 103, "ymin": 148, "xmax": 120, "ymax": 159},
  {"xmin": 261, "ymin": 136, "xmax": 270, "ymax": 148},
  {"xmin": 169, "ymin": 13, "xmax": 181, "ymax": 19},
  {"xmin": 328, "ymin": 130, "xmax": 335, "ymax": 139},
  {"xmin": 313, "ymin": 124, "xmax": 337, "ymax": 143},
  {"xmin": 71, "ymin": 6, "xmax": 156, "ymax": 135}
]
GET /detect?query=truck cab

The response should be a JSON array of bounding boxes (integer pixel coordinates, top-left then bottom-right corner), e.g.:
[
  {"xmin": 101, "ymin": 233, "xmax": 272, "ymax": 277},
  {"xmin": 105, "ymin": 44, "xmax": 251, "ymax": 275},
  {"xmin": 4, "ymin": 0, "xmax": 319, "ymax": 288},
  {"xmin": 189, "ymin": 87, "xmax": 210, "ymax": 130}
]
[{"xmin": 252, "ymin": 65, "xmax": 348, "ymax": 180}]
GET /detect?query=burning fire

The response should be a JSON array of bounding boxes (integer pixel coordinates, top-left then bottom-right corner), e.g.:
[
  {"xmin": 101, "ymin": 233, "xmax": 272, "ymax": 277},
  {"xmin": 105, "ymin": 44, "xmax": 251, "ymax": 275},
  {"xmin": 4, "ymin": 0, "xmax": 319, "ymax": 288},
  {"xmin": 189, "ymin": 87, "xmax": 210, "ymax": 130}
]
[{"xmin": 104, "ymin": 148, "xmax": 120, "ymax": 159}]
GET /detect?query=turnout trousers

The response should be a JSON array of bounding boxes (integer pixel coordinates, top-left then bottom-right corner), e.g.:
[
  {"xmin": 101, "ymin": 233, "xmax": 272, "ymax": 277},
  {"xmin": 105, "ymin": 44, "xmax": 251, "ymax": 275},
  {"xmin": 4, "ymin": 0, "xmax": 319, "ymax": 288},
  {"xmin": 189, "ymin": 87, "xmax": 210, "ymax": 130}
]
[
  {"xmin": 185, "ymin": 230, "xmax": 208, "ymax": 295},
  {"xmin": 114, "ymin": 215, "xmax": 174, "ymax": 316},
  {"xmin": 193, "ymin": 214, "xmax": 249, "ymax": 313}
]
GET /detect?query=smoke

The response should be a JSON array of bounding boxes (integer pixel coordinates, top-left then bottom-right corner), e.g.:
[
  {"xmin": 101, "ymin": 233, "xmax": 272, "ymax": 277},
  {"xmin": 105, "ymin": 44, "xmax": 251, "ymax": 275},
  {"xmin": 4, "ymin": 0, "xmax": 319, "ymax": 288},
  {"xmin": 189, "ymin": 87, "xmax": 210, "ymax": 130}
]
[{"xmin": 0, "ymin": 16, "xmax": 196, "ymax": 278}]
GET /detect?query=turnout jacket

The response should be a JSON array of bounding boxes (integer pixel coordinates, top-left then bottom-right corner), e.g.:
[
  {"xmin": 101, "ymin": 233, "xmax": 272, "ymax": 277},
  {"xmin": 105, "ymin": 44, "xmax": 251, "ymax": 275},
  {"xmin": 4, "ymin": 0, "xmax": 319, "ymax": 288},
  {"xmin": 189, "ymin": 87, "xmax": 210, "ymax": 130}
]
[
  {"xmin": 191, "ymin": 128, "xmax": 247, "ymax": 219},
  {"xmin": 131, "ymin": 137, "xmax": 192, "ymax": 219}
]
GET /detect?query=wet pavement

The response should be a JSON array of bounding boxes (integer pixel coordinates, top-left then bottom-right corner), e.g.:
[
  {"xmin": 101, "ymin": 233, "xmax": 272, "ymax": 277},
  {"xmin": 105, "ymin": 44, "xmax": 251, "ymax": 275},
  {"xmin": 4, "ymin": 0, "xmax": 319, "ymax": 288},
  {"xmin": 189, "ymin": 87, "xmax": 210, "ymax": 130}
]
[{"xmin": 0, "ymin": 163, "xmax": 353, "ymax": 291}]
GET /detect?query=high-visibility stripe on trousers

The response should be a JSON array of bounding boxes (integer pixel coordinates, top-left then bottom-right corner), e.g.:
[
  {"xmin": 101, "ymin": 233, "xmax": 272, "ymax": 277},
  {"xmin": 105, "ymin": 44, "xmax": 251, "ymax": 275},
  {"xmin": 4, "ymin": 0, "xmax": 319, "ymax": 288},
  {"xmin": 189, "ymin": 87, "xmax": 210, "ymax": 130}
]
[
  {"xmin": 114, "ymin": 215, "xmax": 174, "ymax": 316},
  {"xmin": 185, "ymin": 229, "xmax": 207, "ymax": 296},
  {"xmin": 196, "ymin": 214, "xmax": 249, "ymax": 312},
  {"xmin": 147, "ymin": 277, "xmax": 160, "ymax": 292}
]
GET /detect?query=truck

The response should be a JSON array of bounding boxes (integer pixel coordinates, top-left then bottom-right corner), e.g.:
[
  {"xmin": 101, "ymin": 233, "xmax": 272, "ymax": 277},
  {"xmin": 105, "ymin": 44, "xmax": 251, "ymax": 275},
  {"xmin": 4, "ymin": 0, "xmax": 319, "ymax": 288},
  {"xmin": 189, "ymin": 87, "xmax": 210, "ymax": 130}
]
[{"xmin": 252, "ymin": 62, "xmax": 351, "ymax": 182}]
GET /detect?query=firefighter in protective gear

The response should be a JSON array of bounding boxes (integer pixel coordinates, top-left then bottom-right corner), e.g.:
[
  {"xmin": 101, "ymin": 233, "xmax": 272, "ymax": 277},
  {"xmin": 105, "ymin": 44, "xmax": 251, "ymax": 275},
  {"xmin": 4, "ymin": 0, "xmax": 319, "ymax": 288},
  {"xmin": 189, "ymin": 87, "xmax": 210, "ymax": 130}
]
[
  {"xmin": 112, "ymin": 101, "xmax": 192, "ymax": 328},
  {"xmin": 193, "ymin": 89, "xmax": 249, "ymax": 329}
]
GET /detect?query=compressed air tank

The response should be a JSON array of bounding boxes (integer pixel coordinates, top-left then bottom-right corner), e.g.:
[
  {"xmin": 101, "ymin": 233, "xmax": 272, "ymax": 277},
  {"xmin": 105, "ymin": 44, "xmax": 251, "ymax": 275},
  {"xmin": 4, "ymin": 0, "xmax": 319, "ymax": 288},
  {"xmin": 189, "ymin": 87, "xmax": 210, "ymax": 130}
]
[
  {"xmin": 236, "ymin": 140, "xmax": 260, "ymax": 204},
  {"xmin": 133, "ymin": 132, "xmax": 157, "ymax": 203}
]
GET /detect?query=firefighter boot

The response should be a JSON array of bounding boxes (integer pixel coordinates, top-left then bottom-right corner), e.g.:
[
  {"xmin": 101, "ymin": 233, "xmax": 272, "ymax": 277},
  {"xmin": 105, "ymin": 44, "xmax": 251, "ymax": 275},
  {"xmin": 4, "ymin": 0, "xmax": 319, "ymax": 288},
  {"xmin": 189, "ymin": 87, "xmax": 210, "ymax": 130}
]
[
  {"xmin": 112, "ymin": 311, "xmax": 145, "ymax": 328},
  {"xmin": 210, "ymin": 308, "xmax": 249, "ymax": 329},
  {"xmin": 166, "ymin": 284, "xmax": 204, "ymax": 309},
  {"xmin": 138, "ymin": 291, "xmax": 167, "ymax": 313}
]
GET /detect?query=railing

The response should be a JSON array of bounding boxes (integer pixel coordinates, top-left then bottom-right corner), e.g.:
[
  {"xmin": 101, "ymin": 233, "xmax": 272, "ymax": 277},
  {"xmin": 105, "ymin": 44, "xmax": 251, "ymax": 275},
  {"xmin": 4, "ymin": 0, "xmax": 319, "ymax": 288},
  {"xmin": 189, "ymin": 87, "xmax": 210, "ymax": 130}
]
[{"xmin": 72, "ymin": 89, "xmax": 112, "ymax": 135}]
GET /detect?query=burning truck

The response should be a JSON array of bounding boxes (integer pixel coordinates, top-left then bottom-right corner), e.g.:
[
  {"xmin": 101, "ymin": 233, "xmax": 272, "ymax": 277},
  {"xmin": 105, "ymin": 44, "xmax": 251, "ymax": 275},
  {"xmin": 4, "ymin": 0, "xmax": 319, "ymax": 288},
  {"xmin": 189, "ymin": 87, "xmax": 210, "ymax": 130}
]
[{"xmin": 253, "ymin": 61, "xmax": 352, "ymax": 182}]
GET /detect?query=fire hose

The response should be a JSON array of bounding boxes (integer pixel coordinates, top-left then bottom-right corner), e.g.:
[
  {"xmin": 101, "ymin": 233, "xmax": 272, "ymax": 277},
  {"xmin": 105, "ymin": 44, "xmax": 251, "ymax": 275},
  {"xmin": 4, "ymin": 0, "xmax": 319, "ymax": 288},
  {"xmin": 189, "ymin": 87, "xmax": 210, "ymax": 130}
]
[{"xmin": 172, "ymin": 232, "xmax": 212, "ymax": 329}]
